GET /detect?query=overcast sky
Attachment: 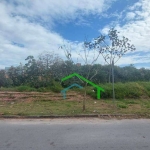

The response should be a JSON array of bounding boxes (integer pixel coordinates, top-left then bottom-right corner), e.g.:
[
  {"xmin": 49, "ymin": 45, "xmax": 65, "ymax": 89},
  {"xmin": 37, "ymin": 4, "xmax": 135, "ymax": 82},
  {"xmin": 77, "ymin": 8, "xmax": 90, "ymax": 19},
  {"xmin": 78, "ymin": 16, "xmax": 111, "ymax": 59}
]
[{"xmin": 0, "ymin": 0, "xmax": 150, "ymax": 69}]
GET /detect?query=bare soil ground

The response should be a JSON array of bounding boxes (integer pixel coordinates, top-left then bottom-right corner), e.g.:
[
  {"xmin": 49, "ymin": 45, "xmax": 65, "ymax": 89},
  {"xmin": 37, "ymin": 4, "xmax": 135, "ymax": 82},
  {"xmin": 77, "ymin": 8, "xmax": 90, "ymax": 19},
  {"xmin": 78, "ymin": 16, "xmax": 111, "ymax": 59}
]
[
  {"xmin": 0, "ymin": 91, "xmax": 150, "ymax": 117},
  {"xmin": 0, "ymin": 91, "xmax": 92, "ymax": 102}
]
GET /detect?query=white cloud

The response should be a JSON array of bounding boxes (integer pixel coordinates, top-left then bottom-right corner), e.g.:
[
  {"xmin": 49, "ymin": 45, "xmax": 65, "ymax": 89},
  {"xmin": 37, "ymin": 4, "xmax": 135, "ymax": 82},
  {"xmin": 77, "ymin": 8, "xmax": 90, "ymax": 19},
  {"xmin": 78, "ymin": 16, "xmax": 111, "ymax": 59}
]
[
  {"xmin": 0, "ymin": 3, "xmax": 65, "ymax": 66},
  {"xmin": 125, "ymin": 12, "xmax": 136, "ymax": 20},
  {"xmin": 100, "ymin": 0, "xmax": 150, "ymax": 67},
  {"xmin": 4, "ymin": 0, "xmax": 111, "ymax": 25},
  {"xmin": 2, "ymin": 0, "xmax": 149, "ymax": 69},
  {"xmin": 0, "ymin": 0, "xmax": 114, "ymax": 69},
  {"xmin": 117, "ymin": 54, "xmax": 150, "ymax": 66}
]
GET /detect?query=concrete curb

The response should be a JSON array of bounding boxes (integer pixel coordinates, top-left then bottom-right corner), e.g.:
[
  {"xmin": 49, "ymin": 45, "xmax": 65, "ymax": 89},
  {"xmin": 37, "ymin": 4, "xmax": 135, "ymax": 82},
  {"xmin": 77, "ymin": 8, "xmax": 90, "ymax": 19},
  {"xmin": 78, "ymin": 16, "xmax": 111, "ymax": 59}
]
[{"xmin": 0, "ymin": 114, "xmax": 150, "ymax": 119}]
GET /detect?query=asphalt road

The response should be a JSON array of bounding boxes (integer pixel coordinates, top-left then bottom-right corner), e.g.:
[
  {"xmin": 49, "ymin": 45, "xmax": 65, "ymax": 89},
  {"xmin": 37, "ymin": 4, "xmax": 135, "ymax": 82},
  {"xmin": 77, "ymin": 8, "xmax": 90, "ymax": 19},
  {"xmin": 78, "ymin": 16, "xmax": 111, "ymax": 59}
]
[{"xmin": 0, "ymin": 118, "xmax": 150, "ymax": 150}]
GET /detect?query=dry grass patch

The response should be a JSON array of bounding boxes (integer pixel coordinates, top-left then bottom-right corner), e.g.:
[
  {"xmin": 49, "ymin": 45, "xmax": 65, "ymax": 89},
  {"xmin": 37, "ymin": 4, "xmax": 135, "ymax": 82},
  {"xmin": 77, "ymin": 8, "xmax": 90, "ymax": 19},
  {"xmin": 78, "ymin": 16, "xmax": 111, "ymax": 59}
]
[{"xmin": 0, "ymin": 91, "xmax": 150, "ymax": 117}]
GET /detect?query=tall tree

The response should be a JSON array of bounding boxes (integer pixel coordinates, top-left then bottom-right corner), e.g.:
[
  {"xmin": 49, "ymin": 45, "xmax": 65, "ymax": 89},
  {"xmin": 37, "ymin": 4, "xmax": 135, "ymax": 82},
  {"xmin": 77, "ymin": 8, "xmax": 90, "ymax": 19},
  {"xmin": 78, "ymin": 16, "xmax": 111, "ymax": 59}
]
[
  {"xmin": 86, "ymin": 28, "xmax": 136, "ymax": 102},
  {"xmin": 24, "ymin": 56, "xmax": 39, "ymax": 87},
  {"xmin": 0, "ymin": 70, "xmax": 12, "ymax": 87},
  {"xmin": 38, "ymin": 52, "xmax": 63, "ymax": 85}
]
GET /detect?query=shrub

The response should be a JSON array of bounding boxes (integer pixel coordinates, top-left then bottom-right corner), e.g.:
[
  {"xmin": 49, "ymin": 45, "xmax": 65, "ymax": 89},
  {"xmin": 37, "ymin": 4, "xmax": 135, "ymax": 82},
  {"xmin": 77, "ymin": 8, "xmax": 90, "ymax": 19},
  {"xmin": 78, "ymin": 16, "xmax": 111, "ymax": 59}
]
[
  {"xmin": 86, "ymin": 88, "xmax": 97, "ymax": 99},
  {"xmin": 99, "ymin": 82, "xmax": 148, "ymax": 99},
  {"xmin": 50, "ymin": 81, "xmax": 63, "ymax": 93},
  {"xmin": 37, "ymin": 87, "xmax": 48, "ymax": 92},
  {"xmin": 16, "ymin": 86, "xmax": 36, "ymax": 92}
]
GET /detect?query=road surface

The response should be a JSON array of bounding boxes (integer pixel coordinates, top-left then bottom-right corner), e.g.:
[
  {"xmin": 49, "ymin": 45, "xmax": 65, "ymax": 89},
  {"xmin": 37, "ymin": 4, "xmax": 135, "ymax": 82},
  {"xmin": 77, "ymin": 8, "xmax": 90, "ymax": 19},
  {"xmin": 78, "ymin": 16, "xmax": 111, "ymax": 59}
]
[{"xmin": 0, "ymin": 118, "xmax": 150, "ymax": 150}]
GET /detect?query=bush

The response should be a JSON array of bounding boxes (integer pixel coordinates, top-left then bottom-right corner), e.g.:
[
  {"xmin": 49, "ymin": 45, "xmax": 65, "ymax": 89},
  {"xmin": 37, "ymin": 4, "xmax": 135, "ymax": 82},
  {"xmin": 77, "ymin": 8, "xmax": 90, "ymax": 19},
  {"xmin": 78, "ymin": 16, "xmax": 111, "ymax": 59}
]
[
  {"xmin": 0, "ymin": 87, "xmax": 15, "ymax": 91},
  {"xmin": 100, "ymin": 82, "xmax": 148, "ymax": 99},
  {"xmin": 137, "ymin": 82, "xmax": 150, "ymax": 97},
  {"xmin": 50, "ymin": 81, "xmax": 63, "ymax": 93},
  {"xmin": 86, "ymin": 88, "xmax": 97, "ymax": 99},
  {"xmin": 91, "ymin": 82, "xmax": 149, "ymax": 99},
  {"xmin": 3, "ymin": 81, "xmax": 150, "ymax": 99},
  {"xmin": 16, "ymin": 86, "xmax": 36, "ymax": 92},
  {"xmin": 37, "ymin": 87, "xmax": 48, "ymax": 92},
  {"xmin": 99, "ymin": 83, "xmax": 112, "ymax": 99}
]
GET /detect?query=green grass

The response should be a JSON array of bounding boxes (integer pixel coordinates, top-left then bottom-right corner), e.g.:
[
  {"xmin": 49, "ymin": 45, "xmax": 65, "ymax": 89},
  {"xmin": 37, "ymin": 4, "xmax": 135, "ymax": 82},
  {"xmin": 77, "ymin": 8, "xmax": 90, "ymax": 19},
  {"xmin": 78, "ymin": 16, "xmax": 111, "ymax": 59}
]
[
  {"xmin": 0, "ymin": 81, "xmax": 150, "ymax": 117},
  {"xmin": 16, "ymin": 86, "xmax": 36, "ymax": 92},
  {"xmin": 1, "ymin": 82, "xmax": 150, "ymax": 99},
  {"xmin": 0, "ymin": 98, "xmax": 150, "ymax": 116},
  {"xmin": 86, "ymin": 82, "xmax": 150, "ymax": 99}
]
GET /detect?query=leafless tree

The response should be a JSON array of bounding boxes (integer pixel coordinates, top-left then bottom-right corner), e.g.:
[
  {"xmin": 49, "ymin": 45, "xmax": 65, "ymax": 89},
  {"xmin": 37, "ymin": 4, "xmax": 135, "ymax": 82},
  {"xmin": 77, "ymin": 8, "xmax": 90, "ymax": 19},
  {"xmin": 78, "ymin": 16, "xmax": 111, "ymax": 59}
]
[
  {"xmin": 60, "ymin": 41, "xmax": 101, "ymax": 111},
  {"xmin": 85, "ymin": 28, "xmax": 136, "ymax": 102}
]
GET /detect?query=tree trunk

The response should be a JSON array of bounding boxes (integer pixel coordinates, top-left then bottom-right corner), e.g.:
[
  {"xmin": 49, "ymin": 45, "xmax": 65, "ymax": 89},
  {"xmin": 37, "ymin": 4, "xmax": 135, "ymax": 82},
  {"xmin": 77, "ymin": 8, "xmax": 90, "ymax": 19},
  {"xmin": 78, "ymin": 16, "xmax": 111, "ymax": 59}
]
[
  {"xmin": 83, "ymin": 93, "xmax": 86, "ymax": 111},
  {"xmin": 112, "ymin": 59, "xmax": 115, "ymax": 102},
  {"xmin": 83, "ymin": 83, "xmax": 87, "ymax": 111},
  {"xmin": 108, "ymin": 65, "xmax": 111, "ymax": 83}
]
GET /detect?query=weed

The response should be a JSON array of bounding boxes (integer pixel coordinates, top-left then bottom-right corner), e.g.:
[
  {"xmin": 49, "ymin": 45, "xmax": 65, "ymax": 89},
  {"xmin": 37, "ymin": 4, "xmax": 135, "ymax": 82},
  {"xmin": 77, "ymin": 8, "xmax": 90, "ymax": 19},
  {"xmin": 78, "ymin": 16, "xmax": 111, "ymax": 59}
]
[
  {"xmin": 127, "ymin": 101, "xmax": 138, "ymax": 104},
  {"xmin": 66, "ymin": 103, "xmax": 71, "ymax": 107},
  {"xmin": 117, "ymin": 104, "xmax": 128, "ymax": 108},
  {"xmin": 16, "ymin": 86, "xmax": 36, "ymax": 92}
]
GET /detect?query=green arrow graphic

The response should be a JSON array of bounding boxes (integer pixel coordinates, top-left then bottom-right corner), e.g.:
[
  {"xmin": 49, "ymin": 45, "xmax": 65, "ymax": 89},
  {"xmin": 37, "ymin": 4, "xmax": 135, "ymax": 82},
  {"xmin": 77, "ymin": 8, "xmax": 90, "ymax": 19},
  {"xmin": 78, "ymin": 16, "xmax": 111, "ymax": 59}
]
[{"xmin": 61, "ymin": 73, "xmax": 104, "ymax": 99}]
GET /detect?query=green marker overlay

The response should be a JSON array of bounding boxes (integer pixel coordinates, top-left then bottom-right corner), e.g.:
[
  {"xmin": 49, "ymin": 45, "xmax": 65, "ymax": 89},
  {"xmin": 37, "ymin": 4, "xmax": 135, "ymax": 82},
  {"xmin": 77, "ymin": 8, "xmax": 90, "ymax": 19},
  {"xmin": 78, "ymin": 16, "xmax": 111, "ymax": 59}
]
[
  {"xmin": 61, "ymin": 73, "xmax": 104, "ymax": 99},
  {"xmin": 61, "ymin": 83, "xmax": 83, "ymax": 99}
]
